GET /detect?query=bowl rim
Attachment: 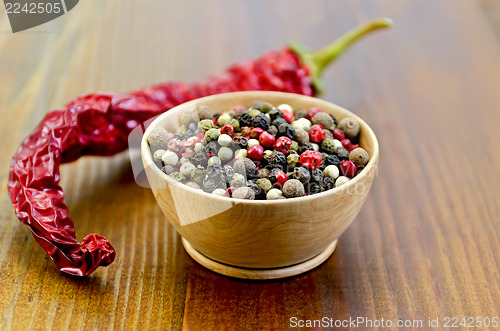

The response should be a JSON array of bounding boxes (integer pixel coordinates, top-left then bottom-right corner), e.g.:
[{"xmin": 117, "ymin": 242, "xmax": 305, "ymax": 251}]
[{"xmin": 141, "ymin": 91, "xmax": 379, "ymax": 204}]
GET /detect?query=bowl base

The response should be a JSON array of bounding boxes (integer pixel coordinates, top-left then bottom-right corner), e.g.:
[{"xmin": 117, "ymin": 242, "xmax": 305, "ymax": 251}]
[{"xmin": 182, "ymin": 238, "xmax": 338, "ymax": 280}]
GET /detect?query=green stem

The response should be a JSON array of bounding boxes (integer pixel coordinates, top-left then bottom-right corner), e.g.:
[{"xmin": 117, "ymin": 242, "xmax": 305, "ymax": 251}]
[{"xmin": 290, "ymin": 18, "xmax": 393, "ymax": 94}]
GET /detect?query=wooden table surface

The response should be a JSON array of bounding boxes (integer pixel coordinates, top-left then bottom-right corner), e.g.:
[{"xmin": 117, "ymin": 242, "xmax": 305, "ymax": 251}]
[{"xmin": 1, "ymin": 0, "xmax": 499, "ymax": 330}]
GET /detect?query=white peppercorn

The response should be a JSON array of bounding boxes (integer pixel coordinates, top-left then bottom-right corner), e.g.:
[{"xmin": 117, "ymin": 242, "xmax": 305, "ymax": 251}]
[
  {"xmin": 323, "ymin": 165, "xmax": 340, "ymax": 179},
  {"xmin": 234, "ymin": 149, "xmax": 247, "ymax": 159},
  {"xmin": 335, "ymin": 176, "xmax": 350, "ymax": 187},
  {"xmin": 218, "ymin": 147, "xmax": 233, "ymax": 161},
  {"xmin": 230, "ymin": 173, "xmax": 246, "ymax": 187},
  {"xmin": 161, "ymin": 151, "xmax": 178, "ymax": 166},
  {"xmin": 185, "ymin": 181, "xmax": 201, "ymax": 190},
  {"xmin": 277, "ymin": 104, "xmax": 293, "ymax": 112},
  {"xmin": 294, "ymin": 129, "xmax": 309, "ymax": 144},
  {"xmin": 207, "ymin": 156, "xmax": 222, "ymax": 167},
  {"xmin": 218, "ymin": 134, "xmax": 233, "ymax": 147},
  {"xmin": 266, "ymin": 188, "xmax": 284, "ymax": 200},
  {"xmin": 194, "ymin": 142, "xmax": 204, "ymax": 152},
  {"xmin": 153, "ymin": 149, "xmax": 166, "ymax": 162},
  {"xmin": 217, "ymin": 113, "xmax": 232, "ymax": 126},
  {"xmin": 180, "ymin": 162, "xmax": 196, "ymax": 177},
  {"xmin": 247, "ymin": 139, "xmax": 260, "ymax": 147},
  {"xmin": 212, "ymin": 188, "xmax": 226, "ymax": 197}
]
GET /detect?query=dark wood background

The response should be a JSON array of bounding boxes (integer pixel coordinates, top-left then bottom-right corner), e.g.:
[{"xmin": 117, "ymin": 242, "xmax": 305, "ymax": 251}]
[{"xmin": 1, "ymin": 0, "xmax": 499, "ymax": 329}]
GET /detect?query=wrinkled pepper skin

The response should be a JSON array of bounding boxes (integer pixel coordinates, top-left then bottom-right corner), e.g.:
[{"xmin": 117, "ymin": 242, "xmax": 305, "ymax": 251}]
[{"xmin": 8, "ymin": 49, "xmax": 313, "ymax": 276}]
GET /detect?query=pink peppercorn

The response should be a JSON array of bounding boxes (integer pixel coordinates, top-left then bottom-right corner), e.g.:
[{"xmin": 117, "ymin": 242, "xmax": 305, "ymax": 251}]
[
  {"xmin": 275, "ymin": 136, "xmax": 292, "ymax": 153},
  {"xmin": 221, "ymin": 125, "xmax": 234, "ymax": 135},
  {"xmin": 259, "ymin": 131, "xmax": 275, "ymax": 148},
  {"xmin": 300, "ymin": 150, "xmax": 323, "ymax": 169},
  {"xmin": 250, "ymin": 127, "xmax": 264, "ymax": 138},
  {"xmin": 283, "ymin": 110, "xmax": 294, "ymax": 124},
  {"xmin": 341, "ymin": 138, "xmax": 351, "ymax": 150},
  {"xmin": 333, "ymin": 128, "xmax": 345, "ymax": 140},
  {"xmin": 339, "ymin": 160, "xmax": 357, "ymax": 177},
  {"xmin": 247, "ymin": 145, "xmax": 264, "ymax": 160},
  {"xmin": 275, "ymin": 171, "xmax": 288, "ymax": 187},
  {"xmin": 309, "ymin": 125, "xmax": 326, "ymax": 143},
  {"xmin": 306, "ymin": 107, "xmax": 323, "ymax": 120},
  {"xmin": 348, "ymin": 143, "xmax": 359, "ymax": 152}
]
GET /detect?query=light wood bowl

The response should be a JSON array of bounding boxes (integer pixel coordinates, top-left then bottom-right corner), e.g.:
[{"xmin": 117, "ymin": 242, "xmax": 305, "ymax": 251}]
[{"xmin": 141, "ymin": 91, "xmax": 379, "ymax": 279}]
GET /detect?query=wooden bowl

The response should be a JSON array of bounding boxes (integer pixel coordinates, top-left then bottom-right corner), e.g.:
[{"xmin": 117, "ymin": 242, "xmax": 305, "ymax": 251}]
[{"xmin": 141, "ymin": 91, "xmax": 379, "ymax": 279}]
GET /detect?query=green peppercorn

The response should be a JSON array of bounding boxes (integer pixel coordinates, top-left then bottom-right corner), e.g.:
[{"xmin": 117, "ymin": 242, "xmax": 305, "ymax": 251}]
[
  {"xmin": 176, "ymin": 125, "xmax": 187, "ymax": 134},
  {"xmin": 232, "ymin": 187, "xmax": 255, "ymax": 200},
  {"xmin": 321, "ymin": 138, "xmax": 337, "ymax": 153},
  {"xmin": 311, "ymin": 112, "xmax": 334, "ymax": 130},
  {"xmin": 207, "ymin": 156, "xmax": 222, "ymax": 167},
  {"xmin": 217, "ymin": 113, "xmax": 232, "ymax": 126},
  {"xmin": 283, "ymin": 179, "xmax": 305, "ymax": 198},
  {"xmin": 260, "ymin": 102, "xmax": 273, "ymax": 113},
  {"xmin": 249, "ymin": 108, "xmax": 261, "ymax": 117},
  {"xmin": 191, "ymin": 166, "xmax": 207, "ymax": 183},
  {"xmin": 349, "ymin": 147, "xmax": 369, "ymax": 166},
  {"xmin": 294, "ymin": 109, "xmax": 307, "ymax": 118},
  {"xmin": 290, "ymin": 141, "xmax": 299, "ymax": 152},
  {"xmin": 256, "ymin": 178, "xmax": 272, "ymax": 192},
  {"xmin": 198, "ymin": 119, "xmax": 214, "ymax": 132},
  {"xmin": 287, "ymin": 153, "xmax": 300, "ymax": 167},
  {"xmin": 148, "ymin": 127, "xmax": 170, "ymax": 151},
  {"xmin": 169, "ymin": 172, "xmax": 186, "ymax": 182},
  {"xmin": 338, "ymin": 117, "xmax": 360, "ymax": 139},
  {"xmin": 205, "ymin": 128, "xmax": 221, "ymax": 142}
]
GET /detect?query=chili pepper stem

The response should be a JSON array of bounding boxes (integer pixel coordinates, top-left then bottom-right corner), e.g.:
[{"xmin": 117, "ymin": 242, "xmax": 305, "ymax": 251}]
[{"xmin": 290, "ymin": 18, "xmax": 393, "ymax": 94}]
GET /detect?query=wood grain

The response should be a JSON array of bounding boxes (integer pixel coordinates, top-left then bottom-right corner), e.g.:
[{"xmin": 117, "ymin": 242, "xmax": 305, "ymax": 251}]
[{"xmin": 0, "ymin": 0, "xmax": 499, "ymax": 330}]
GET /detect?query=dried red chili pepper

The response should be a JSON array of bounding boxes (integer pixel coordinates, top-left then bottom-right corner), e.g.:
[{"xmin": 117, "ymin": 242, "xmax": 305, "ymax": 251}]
[{"xmin": 7, "ymin": 19, "xmax": 392, "ymax": 276}]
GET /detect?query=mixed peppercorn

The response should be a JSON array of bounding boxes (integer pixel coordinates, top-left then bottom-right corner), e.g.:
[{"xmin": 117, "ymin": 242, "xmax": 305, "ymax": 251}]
[{"xmin": 149, "ymin": 102, "xmax": 370, "ymax": 200}]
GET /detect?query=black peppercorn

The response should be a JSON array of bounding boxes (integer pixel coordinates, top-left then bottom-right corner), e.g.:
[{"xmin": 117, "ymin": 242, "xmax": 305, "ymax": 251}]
[
  {"xmin": 268, "ymin": 108, "xmax": 283, "ymax": 121},
  {"xmin": 277, "ymin": 123, "xmax": 295, "ymax": 139},
  {"xmin": 268, "ymin": 151, "xmax": 287, "ymax": 170},
  {"xmin": 311, "ymin": 169, "xmax": 324, "ymax": 183},
  {"xmin": 267, "ymin": 125, "xmax": 278, "ymax": 136},
  {"xmin": 299, "ymin": 143, "xmax": 315, "ymax": 154},
  {"xmin": 246, "ymin": 180, "xmax": 263, "ymax": 198},
  {"xmin": 191, "ymin": 151, "xmax": 208, "ymax": 167},
  {"xmin": 294, "ymin": 110, "xmax": 307, "ymax": 119},
  {"xmin": 325, "ymin": 154, "xmax": 340, "ymax": 166},
  {"xmin": 306, "ymin": 182, "xmax": 324, "ymax": 194},
  {"xmin": 335, "ymin": 147, "xmax": 349, "ymax": 160},
  {"xmin": 206, "ymin": 164, "xmax": 223, "ymax": 179},
  {"xmin": 232, "ymin": 136, "xmax": 248, "ymax": 150},
  {"xmin": 222, "ymin": 165, "xmax": 235, "ymax": 182},
  {"xmin": 321, "ymin": 177, "xmax": 335, "ymax": 190},
  {"xmin": 238, "ymin": 111, "xmax": 253, "ymax": 127},
  {"xmin": 205, "ymin": 141, "xmax": 219, "ymax": 155},
  {"xmin": 272, "ymin": 118, "xmax": 287, "ymax": 128},
  {"xmin": 290, "ymin": 167, "xmax": 310, "ymax": 183},
  {"xmin": 252, "ymin": 114, "xmax": 270, "ymax": 130}
]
